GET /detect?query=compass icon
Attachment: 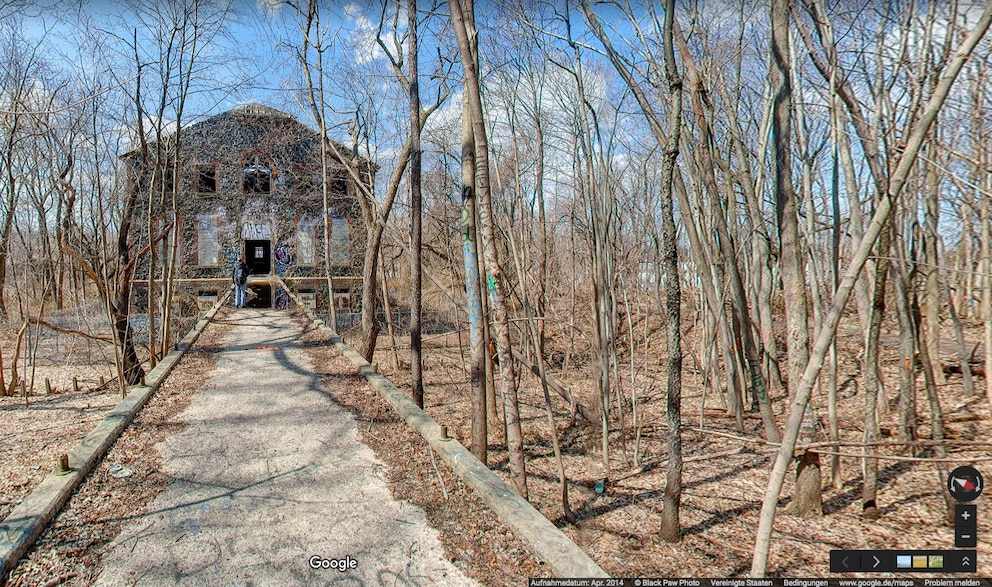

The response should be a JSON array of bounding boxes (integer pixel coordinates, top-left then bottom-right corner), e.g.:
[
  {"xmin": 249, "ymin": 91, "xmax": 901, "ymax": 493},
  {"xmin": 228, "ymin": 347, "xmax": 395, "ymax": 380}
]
[{"xmin": 948, "ymin": 466, "xmax": 983, "ymax": 502}]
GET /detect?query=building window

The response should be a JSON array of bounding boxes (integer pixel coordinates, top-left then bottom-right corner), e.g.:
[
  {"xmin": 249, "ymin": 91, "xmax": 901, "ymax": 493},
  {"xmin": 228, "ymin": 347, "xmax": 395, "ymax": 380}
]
[
  {"xmin": 331, "ymin": 217, "xmax": 350, "ymax": 265},
  {"xmin": 331, "ymin": 174, "xmax": 348, "ymax": 196},
  {"xmin": 197, "ymin": 214, "xmax": 220, "ymax": 266},
  {"xmin": 296, "ymin": 217, "xmax": 316, "ymax": 266},
  {"xmin": 243, "ymin": 155, "xmax": 271, "ymax": 193},
  {"xmin": 196, "ymin": 164, "xmax": 216, "ymax": 194}
]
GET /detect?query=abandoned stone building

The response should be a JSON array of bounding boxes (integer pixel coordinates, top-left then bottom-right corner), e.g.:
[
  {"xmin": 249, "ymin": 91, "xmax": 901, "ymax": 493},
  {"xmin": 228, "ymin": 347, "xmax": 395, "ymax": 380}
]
[{"xmin": 125, "ymin": 103, "xmax": 369, "ymax": 312}]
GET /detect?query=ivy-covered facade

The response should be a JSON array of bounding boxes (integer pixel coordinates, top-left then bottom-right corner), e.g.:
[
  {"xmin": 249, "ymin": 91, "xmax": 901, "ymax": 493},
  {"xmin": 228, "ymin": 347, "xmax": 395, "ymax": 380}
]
[{"xmin": 125, "ymin": 103, "xmax": 368, "ymax": 311}]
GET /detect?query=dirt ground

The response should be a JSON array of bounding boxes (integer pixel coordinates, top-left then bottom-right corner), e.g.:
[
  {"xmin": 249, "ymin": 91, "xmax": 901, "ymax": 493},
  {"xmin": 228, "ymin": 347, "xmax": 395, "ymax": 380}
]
[
  {"xmin": 0, "ymin": 366, "xmax": 122, "ymax": 523},
  {"xmin": 344, "ymin": 318, "xmax": 992, "ymax": 579},
  {"xmin": 1, "ymin": 310, "xmax": 540, "ymax": 586},
  {"xmin": 3, "ymin": 326, "xmax": 220, "ymax": 586},
  {"xmin": 1, "ymin": 306, "xmax": 990, "ymax": 584}
]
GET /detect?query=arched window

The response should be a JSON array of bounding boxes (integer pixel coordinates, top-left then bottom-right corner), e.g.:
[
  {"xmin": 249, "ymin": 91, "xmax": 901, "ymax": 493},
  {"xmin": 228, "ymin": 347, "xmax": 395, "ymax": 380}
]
[{"xmin": 243, "ymin": 154, "xmax": 271, "ymax": 193}]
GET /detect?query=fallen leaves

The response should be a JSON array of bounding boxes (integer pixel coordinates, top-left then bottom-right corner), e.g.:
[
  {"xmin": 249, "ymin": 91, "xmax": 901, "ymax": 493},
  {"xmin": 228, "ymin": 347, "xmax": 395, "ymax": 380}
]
[{"xmin": 4, "ymin": 321, "xmax": 225, "ymax": 586}]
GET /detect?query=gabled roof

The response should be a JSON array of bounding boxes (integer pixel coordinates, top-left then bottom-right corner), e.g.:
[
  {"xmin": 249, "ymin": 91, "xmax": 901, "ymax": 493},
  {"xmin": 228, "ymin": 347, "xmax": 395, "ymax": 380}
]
[
  {"xmin": 230, "ymin": 103, "xmax": 292, "ymax": 118},
  {"xmin": 121, "ymin": 104, "xmax": 371, "ymax": 169}
]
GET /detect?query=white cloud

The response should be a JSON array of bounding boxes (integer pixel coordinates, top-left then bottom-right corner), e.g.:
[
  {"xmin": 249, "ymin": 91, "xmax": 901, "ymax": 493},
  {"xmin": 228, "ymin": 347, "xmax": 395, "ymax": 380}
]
[
  {"xmin": 256, "ymin": 0, "xmax": 283, "ymax": 18},
  {"xmin": 117, "ymin": 115, "xmax": 177, "ymax": 151},
  {"xmin": 423, "ymin": 90, "xmax": 463, "ymax": 138},
  {"xmin": 344, "ymin": 2, "xmax": 387, "ymax": 64}
]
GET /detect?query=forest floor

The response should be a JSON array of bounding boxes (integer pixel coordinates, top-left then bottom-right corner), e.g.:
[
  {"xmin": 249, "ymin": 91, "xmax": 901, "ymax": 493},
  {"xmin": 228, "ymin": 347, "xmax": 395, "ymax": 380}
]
[
  {"xmin": 0, "ymin": 365, "xmax": 121, "ymax": 524},
  {"xmin": 2, "ymin": 321, "xmax": 220, "ymax": 585},
  {"xmin": 0, "ymin": 308, "xmax": 989, "ymax": 585},
  {"xmin": 344, "ymin": 316, "xmax": 992, "ymax": 579}
]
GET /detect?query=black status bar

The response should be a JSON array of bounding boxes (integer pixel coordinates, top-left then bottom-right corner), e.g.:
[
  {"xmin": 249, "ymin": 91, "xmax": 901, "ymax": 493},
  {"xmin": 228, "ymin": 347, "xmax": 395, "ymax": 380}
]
[
  {"xmin": 527, "ymin": 580, "xmax": 991, "ymax": 587},
  {"xmin": 830, "ymin": 551, "xmax": 978, "ymax": 574}
]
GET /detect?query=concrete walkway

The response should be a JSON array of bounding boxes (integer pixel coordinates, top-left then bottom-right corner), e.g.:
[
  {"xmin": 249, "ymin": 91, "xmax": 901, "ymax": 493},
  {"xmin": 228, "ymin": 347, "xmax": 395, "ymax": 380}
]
[{"xmin": 95, "ymin": 307, "xmax": 477, "ymax": 587}]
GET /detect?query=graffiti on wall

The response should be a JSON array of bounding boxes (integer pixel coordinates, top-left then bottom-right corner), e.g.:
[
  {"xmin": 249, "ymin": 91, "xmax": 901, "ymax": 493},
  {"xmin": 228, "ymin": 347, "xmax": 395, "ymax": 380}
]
[
  {"xmin": 296, "ymin": 216, "xmax": 316, "ymax": 265},
  {"xmin": 275, "ymin": 244, "xmax": 294, "ymax": 276},
  {"xmin": 222, "ymin": 248, "xmax": 240, "ymax": 278},
  {"xmin": 275, "ymin": 286, "xmax": 290, "ymax": 310},
  {"xmin": 242, "ymin": 222, "xmax": 271, "ymax": 240}
]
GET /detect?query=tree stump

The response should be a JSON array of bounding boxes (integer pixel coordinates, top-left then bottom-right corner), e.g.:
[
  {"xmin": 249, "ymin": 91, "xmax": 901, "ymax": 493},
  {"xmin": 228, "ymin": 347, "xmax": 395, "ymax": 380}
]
[{"xmin": 786, "ymin": 450, "xmax": 823, "ymax": 517}]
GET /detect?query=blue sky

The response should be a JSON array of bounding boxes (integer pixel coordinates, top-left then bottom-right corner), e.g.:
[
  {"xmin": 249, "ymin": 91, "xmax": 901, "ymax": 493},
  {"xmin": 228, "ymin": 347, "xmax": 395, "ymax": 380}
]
[
  {"xmin": 16, "ymin": 0, "xmax": 621, "ymax": 122},
  {"xmin": 13, "ymin": 0, "xmax": 990, "ymax": 243},
  {"xmin": 14, "ymin": 0, "xmax": 487, "ymax": 203},
  {"xmin": 18, "ymin": 0, "xmax": 391, "ymax": 124}
]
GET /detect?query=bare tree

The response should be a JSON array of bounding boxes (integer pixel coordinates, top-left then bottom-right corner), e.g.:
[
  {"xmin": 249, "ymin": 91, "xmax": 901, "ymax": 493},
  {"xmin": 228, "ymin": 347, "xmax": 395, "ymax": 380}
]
[
  {"xmin": 578, "ymin": 0, "xmax": 687, "ymax": 539},
  {"xmin": 770, "ymin": 0, "xmax": 819, "ymax": 516},
  {"xmin": 449, "ymin": 0, "xmax": 528, "ymax": 497},
  {"xmin": 456, "ymin": 0, "xmax": 488, "ymax": 462},
  {"xmin": 656, "ymin": 0, "xmax": 684, "ymax": 543},
  {"xmin": 0, "ymin": 20, "xmax": 43, "ymax": 319},
  {"xmin": 408, "ymin": 0, "xmax": 424, "ymax": 408},
  {"xmin": 751, "ymin": 3, "xmax": 992, "ymax": 574}
]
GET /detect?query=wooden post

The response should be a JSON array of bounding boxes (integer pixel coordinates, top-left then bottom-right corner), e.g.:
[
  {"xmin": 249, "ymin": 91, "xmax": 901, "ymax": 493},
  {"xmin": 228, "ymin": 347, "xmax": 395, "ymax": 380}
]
[
  {"xmin": 45, "ymin": 379, "xmax": 52, "ymax": 394},
  {"xmin": 72, "ymin": 377, "xmax": 79, "ymax": 392},
  {"xmin": 56, "ymin": 454, "xmax": 72, "ymax": 475}
]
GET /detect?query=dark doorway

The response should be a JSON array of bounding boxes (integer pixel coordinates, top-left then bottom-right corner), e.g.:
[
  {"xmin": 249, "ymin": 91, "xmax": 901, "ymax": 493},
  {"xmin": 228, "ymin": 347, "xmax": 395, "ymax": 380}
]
[
  {"xmin": 245, "ymin": 240, "xmax": 270, "ymax": 275},
  {"xmin": 247, "ymin": 284, "xmax": 271, "ymax": 308}
]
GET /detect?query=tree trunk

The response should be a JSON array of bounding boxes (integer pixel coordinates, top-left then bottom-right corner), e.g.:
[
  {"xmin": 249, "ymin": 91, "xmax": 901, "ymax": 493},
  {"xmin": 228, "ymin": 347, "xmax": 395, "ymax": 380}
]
[
  {"xmin": 771, "ymin": 0, "xmax": 818, "ymax": 515},
  {"xmin": 941, "ymin": 245, "xmax": 974, "ymax": 397},
  {"xmin": 828, "ymin": 98, "xmax": 843, "ymax": 489},
  {"xmin": 146, "ymin": 159, "xmax": 159, "ymax": 369},
  {"xmin": 449, "ymin": 0, "xmax": 527, "ymax": 497},
  {"xmin": 891, "ymin": 231, "xmax": 919, "ymax": 444},
  {"xmin": 751, "ymin": 5, "xmax": 992, "ymax": 574},
  {"xmin": 408, "ymin": 0, "xmax": 424, "ymax": 409},
  {"xmin": 912, "ymin": 259, "xmax": 956, "ymax": 524},
  {"xmin": 460, "ymin": 51, "xmax": 487, "ymax": 462},
  {"xmin": 922, "ymin": 148, "xmax": 945, "ymax": 385},
  {"xmin": 861, "ymin": 221, "xmax": 892, "ymax": 519},
  {"xmin": 0, "ymin": 135, "xmax": 17, "ymax": 319},
  {"xmin": 983, "ymin": 183, "xmax": 992, "ymax": 402},
  {"xmin": 658, "ymin": 0, "xmax": 684, "ymax": 543}
]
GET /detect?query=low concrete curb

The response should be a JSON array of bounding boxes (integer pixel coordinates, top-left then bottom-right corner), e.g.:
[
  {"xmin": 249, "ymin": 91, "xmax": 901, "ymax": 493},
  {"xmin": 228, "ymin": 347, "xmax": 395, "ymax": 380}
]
[
  {"xmin": 0, "ymin": 292, "xmax": 230, "ymax": 581},
  {"xmin": 275, "ymin": 278, "xmax": 608, "ymax": 579}
]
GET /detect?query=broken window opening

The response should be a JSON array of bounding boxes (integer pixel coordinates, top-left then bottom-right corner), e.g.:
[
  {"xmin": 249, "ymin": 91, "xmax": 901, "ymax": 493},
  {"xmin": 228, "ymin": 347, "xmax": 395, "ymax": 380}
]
[
  {"xmin": 331, "ymin": 174, "xmax": 348, "ymax": 196},
  {"xmin": 196, "ymin": 164, "xmax": 217, "ymax": 194},
  {"xmin": 243, "ymin": 155, "xmax": 271, "ymax": 193}
]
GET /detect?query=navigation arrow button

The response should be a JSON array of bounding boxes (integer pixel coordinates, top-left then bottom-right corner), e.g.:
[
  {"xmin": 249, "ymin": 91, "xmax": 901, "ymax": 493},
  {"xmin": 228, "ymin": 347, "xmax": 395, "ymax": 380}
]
[
  {"xmin": 873, "ymin": 556, "xmax": 881, "ymax": 569},
  {"xmin": 842, "ymin": 556, "xmax": 850, "ymax": 569}
]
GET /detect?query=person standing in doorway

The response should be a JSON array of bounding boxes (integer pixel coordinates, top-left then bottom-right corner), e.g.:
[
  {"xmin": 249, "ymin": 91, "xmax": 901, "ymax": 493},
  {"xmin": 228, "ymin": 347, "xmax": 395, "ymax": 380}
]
[{"xmin": 233, "ymin": 257, "xmax": 249, "ymax": 308}]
